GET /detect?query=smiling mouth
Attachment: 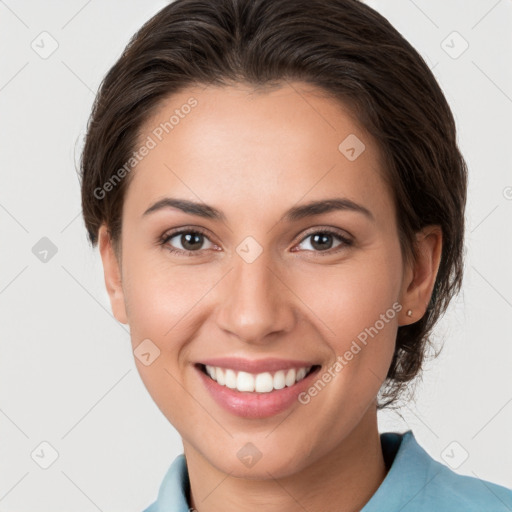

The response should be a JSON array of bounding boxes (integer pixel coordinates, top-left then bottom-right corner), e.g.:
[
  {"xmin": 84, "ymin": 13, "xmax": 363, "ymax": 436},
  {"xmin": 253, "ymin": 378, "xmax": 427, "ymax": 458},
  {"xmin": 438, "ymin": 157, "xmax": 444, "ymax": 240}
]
[{"xmin": 197, "ymin": 363, "xmax": 321, "ymax": 393}]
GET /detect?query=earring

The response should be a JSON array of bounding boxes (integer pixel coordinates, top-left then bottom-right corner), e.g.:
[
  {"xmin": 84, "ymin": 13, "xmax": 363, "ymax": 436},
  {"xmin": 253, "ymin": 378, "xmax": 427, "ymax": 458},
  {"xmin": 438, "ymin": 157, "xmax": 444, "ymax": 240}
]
[{"xmin": 406, "ymin": 309, "xmax": 413, "ymax": 317}]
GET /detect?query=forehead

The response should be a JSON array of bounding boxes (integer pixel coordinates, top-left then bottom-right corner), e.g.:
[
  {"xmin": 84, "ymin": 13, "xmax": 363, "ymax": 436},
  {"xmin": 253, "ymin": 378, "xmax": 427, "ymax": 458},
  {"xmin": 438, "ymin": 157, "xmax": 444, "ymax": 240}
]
[{"xmin": 125, "ymin": 82, "xmax": 393, "ymax": 223}]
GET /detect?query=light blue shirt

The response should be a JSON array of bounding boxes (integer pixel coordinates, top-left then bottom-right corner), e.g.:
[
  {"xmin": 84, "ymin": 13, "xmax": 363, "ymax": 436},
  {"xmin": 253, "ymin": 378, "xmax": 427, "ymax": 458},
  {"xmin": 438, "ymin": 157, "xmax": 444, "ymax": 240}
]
[{"xmin": 142, "ymin": 430, "xmax": 512, "ymax": 511}]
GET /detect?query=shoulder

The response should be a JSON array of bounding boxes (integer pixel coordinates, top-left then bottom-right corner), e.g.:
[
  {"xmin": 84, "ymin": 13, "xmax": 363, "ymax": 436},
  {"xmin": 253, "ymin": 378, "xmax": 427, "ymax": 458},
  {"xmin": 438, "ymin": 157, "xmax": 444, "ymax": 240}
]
[
  {"xmin": 363, "ymin": 430, "xmax": 512, "ymax": 512},
  {"xmin": 141, "ymin": 454, "xmax": 190, "ymax": 512},
  {"xmin": 418, "ymin": 445, "xmax": 512, "ymax": 510}
]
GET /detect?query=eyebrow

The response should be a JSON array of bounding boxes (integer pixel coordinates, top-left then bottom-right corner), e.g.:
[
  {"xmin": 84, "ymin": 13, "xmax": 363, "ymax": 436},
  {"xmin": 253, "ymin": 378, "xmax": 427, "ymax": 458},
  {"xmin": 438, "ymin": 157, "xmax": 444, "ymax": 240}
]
[
  {"xmin": 143, "ymin": 198, "xmax": 227, "ymax": 221},
  {"xmin": 143, "ymin": 197, "xmax": 374, "ymax": 222},
  {"xmin": 283, "ymin": 198, "xmax": 374, "ymax": 222}
]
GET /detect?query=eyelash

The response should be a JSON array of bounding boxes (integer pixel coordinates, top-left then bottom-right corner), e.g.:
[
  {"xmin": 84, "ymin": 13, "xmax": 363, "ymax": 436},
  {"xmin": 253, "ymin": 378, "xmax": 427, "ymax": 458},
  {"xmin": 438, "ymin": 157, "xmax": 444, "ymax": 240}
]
[{"xmin": 159, "ymin": 226, "xmax": 353, "ymax": 257}]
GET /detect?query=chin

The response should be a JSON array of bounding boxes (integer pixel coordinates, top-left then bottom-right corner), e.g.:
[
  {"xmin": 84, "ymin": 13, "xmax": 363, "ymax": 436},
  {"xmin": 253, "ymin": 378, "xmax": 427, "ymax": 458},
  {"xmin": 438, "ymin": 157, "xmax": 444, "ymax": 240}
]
[{"xmin": 199, "ymin": 438, "xmax": 316, "ymax": 480}]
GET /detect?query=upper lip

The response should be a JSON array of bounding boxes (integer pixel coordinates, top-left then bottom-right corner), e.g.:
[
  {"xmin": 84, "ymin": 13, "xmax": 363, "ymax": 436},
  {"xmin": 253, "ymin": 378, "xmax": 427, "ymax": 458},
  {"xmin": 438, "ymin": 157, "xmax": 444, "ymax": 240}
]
[{"xmin": 197, "ymin": 357, "xmax": 319, "ymax": 374}]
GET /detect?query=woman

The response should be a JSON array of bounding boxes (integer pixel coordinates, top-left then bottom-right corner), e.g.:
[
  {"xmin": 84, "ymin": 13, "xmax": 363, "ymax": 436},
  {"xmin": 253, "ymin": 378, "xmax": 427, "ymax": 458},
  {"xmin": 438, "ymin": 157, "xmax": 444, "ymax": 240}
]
[{"xmin": 79, "ymin": 0, "xmax": 512, "ymax": 510}]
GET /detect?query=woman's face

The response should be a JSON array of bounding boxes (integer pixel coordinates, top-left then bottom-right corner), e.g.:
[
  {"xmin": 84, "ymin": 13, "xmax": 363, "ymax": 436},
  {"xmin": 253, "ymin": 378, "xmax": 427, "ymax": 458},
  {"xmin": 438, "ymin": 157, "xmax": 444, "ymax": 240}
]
[{"xmin": 101, "ymin": 82, "xmax": 417, "ymax": 478}]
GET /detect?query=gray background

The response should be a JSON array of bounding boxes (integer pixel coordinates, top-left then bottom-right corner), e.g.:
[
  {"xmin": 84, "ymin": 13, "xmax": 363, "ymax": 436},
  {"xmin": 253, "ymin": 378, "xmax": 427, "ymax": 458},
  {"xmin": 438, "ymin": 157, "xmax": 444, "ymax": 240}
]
[{"xmin": 1, "ymin": 0, "xmax": 511, "ymax": 510}]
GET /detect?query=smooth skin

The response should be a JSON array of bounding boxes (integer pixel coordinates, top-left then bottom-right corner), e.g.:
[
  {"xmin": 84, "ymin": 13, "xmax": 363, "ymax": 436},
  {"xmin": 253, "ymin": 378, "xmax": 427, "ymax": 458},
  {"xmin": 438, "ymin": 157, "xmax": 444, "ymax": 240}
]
[{"xmin": 98, "ymin": 82, "xmax": 442, "ymax": 512}]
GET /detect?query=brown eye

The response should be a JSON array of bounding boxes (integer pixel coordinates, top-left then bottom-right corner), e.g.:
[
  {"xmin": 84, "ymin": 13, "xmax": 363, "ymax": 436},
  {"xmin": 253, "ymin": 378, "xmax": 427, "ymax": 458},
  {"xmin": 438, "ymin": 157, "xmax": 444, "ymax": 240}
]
[
  {"xmin": 295, "ymin": 229, "xmax": 353, "ymax": 254},
  {"xmin": 162, "ymin": 229, "xmax": 215, "ymax": 254}
]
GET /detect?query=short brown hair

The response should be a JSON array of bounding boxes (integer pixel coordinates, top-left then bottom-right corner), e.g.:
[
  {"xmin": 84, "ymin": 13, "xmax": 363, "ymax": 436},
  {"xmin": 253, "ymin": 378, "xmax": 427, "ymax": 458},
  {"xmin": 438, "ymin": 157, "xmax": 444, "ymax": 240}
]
[{"xmin": 79, "ymin": 0, "xmax": 467, "ymax": 408}]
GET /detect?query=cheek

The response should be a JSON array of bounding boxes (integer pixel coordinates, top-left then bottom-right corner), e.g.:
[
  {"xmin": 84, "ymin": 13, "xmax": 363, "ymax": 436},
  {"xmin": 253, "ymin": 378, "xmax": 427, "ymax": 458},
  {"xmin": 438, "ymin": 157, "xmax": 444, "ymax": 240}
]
[
  {"xmin": 292, "ymin": 251, "xmax": 402, "ymax": 340},
  {"xmin": 122, "ymin": 246, "xmax": 211, "ymax": 337},
  {"xmin": 287, "ymin": 251, "xmax": 402, "ymax": 395},
  {"xmin": 121, "ymin": 256, "xmax": 201, "ymax": 426}
]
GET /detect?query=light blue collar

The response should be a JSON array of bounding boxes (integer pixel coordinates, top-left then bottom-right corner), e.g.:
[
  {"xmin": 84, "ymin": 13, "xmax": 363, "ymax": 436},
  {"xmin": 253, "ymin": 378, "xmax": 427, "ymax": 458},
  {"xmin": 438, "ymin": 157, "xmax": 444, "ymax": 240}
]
[{"xmin": 143, "ymin": 430, "xmax": 512, "ymax": 512}]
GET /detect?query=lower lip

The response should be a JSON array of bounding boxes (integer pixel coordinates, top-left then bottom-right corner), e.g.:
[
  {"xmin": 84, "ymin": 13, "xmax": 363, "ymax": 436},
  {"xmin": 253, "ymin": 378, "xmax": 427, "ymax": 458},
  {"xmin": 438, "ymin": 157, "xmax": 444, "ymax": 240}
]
[{"xmin": 196, "ymin": 365, "xmax": 321, "ymax": 419}]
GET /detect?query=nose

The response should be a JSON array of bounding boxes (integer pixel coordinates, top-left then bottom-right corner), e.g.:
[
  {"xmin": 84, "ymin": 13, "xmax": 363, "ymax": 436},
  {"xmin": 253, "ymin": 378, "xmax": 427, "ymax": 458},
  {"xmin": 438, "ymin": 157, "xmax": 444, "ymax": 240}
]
[{"xmin": 214, "ymin": 250, "xmax": 296, "ymax": 345}]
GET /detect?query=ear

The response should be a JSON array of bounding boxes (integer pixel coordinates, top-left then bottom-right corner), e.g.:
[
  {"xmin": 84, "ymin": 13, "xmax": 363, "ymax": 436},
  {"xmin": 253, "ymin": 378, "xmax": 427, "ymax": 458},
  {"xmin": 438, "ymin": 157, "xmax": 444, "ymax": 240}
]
[
  {"xmin": 98, "ymin": 224, "xmax": 128, "ymax": 324},
  {"xmin": 398, "ymin": 225, "xmax": 443, "ymax": 326}
]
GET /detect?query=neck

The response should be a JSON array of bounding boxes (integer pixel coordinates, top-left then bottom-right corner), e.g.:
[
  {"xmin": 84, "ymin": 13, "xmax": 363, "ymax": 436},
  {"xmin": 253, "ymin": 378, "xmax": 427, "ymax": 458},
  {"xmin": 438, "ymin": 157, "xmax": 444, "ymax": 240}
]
[{"xmin": 184, "ymin": 407, "xmax": 387, "ymax": 512}]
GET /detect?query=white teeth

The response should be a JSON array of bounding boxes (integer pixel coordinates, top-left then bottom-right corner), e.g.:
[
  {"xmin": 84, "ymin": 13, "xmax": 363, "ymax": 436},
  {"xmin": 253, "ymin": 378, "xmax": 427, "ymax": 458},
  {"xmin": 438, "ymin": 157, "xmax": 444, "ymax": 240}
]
[
  {"xmin": 296, "ymin": 367, "xmax": 307, "ymax": 381},
  {"xmin": 255, "ymin": 372, "xmax": 274, "ymax": 393},
  {"xmin": 273, "ymin": 370, "xmax": 286, "ymax": 390},
  {"xmin": 206, "ymin": 365, "xmax": 216, "ymax": 380},
  {"xmin": 216, "ymin": 367, "xmax": 225, "ymax": 386},
  {"xmin": 225, "ymin": 368, "xmax": 237, "ymax": 389},
  {"xmin": 237, "ymin": 371, "xmax": 254, "ymax": 392},
  {"xmin": 285, "ymin": 368, "xmax": 296, "ymax": 387},
  {"xmin": 203, "ymin": 365, "xmax": 313, "ymax": 393}
]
